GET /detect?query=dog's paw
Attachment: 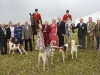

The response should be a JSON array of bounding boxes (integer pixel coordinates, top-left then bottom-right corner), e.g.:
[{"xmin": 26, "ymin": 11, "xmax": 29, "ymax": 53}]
[{"xmin": 51, "ymin": 63, "xmax": 53, "ymax": 65}]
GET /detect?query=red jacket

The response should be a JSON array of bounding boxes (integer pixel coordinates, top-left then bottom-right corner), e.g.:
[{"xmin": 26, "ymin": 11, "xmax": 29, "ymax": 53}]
[
  {"xmin": 33, "ymin": 13, "xmax": 41, "ymax": 21},
  {"xmin": 62, "ymin": 14, "xmax": 72, "ymax": 22}
]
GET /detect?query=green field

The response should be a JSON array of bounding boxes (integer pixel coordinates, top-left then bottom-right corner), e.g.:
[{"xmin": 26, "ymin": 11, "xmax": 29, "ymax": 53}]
[{"xmin": 0, "ymin": 33, "xmax": 100, "ymax": 75}]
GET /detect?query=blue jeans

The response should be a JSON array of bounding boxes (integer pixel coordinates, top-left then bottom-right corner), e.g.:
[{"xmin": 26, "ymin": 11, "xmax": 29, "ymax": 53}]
[{"xmin": 96, "ymin": 37, "xmax": 99, "ymax": 50}]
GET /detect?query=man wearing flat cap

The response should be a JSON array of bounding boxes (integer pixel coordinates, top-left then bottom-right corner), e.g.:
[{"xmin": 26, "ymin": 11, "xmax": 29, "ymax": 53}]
[{"xmin": 62, "ymin": 10, "xmax": 72, "ymax": 22}]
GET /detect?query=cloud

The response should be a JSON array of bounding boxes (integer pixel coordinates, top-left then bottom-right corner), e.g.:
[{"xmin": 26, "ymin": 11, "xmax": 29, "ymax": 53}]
[{"xmin": 0, "ymin": 0, "xmax": 100, "ymax": 24}]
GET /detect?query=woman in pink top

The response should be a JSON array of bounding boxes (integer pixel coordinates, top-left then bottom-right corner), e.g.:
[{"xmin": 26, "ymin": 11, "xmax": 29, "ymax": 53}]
[{"xmin": 50, "ymin": 19, "xmax": 58, "ymax": 49}]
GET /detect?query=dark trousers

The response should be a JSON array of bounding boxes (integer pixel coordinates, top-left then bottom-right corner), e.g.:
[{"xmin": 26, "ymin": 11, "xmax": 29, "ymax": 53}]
[
  {"xmin": 96, "ymin": 37, "xmax": 99, "ymax": 50},
  {"xmin": 78, "ymin": 36, "xmax": 86, "ymax": 49},
  {"xmin": 58, "ymin": 34, "xmax": 64, "ymax": 47},
  {"xmin": 25, "ymin": 38, "xmax": 32, "ymax": 51},
  {"xmin": 0, "ymin": 41, "xmax": 7, "ymax": 55}
]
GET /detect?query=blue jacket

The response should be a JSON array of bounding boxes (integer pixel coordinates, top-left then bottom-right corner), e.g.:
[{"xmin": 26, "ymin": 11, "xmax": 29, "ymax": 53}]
[{"xmin": 14, "ymin": 26, "xmax": 22, "ymax": 39}]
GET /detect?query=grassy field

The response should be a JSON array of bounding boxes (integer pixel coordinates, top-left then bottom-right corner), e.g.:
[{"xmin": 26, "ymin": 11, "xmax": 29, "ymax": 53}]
[{"xmin": 0, "ymin": 33, "xmax": 100, "ymax": 75}]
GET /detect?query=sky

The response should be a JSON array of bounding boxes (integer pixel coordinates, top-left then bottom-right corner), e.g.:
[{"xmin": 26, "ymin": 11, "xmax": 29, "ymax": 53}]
[{"xmin": 0, "ymin": 0, "xmax": 100, "ymax": 24}]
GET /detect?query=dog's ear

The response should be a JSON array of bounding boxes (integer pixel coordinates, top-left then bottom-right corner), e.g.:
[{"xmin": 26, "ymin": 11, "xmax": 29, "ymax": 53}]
[{"xmin": 15, "ymin": 44, "xmax": 18, "ymax": 46}]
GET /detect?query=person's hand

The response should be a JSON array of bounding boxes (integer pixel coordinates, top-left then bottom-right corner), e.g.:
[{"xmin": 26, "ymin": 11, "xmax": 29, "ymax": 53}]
[
  {"xmin": 22, "ymin": 37, "xmax": 24, "ymax": 40},
  {"xmin": 15, "ymin": 39, "xmax": 17, "ymax": 42},
  {"xmin": 54, "ymin": 33, "xmax": 57, "ymax": 36},
  {"xmin": 62, "ymin": 34, "xmax": 64, "ymax": 36},
  {"xmin": 43, "ymin": 31, "xmax": 46, "ymax": 32},
  {"xmin": 10, "ymin": 38, "xmax": 12, "ymax": 41},
  {"xmin": 84, "ymin": 35, "xmax": 86, "ymax": 36},
  {"xmin": 87, "ymin": 31, "xmax": 90, "ymax": 33}
]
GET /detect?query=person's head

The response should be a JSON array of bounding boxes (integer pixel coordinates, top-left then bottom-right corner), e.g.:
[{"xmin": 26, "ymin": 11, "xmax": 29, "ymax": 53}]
[
  {"xmin": 17, "ymin": 22, "xmax": 20, "ymax": 26},
  {"xmin": 25, "ymin": 21, "xmax": 28, "ymax": 26},
  {"xmin": 97, "ymin": 19, "xmax": 100, "ymax": 25},
  {"xmin": 66, "ymin": 10, "xmax": 69, "ymax": 14},
  {"xmin": 8, "ymin": 21, "xmax": 13, "ymax": 27},
  {"xmin": 80, "ymin": 18, "xmax": 83, "ymax": 23},
  {"xmin": 57, "ymin": 16, "xmax": 61, "ymax": 22},
  {"xmin": 0, "ymin": 23, "xmax": 5, "ymax": 28},
  {"xmin": 52, "ymin": 19, "xmax": 56, "ymax": 24},
  {"xmin": 88, "ymin": 17, "xmax": 92, "ymax": 23},
  {"xmin": 35, "ymin": 9, "xmax": 38, "ymax": 13},
  {"xmin": 45, "ymin": 21, "xmax": 48, "ymax": 25}
]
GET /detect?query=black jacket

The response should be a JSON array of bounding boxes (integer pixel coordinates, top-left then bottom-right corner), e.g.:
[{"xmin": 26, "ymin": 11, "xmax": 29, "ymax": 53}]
[
  {"xmin": 72, "ymin": 23, "xmax": 87, "ymax": 37},
  {"xmin": 0, "ymin": 27, "xmax": 8, "ymax": 42},
  {"xmin": 57, "ymin": 21, "xmax": 65, "ymax": 35}
]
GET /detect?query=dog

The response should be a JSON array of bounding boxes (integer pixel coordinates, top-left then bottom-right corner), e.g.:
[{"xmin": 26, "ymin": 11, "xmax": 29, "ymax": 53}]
[
  {"xmin": 57, "ymin": 43, "xmax": 68, "ymax": 63},
  {"xmin": 71, "ymin": 40, "xmax": 81, "ymax": 59},
  {"xmin": 38, "ymin": 40, "xmax": 56, "ymax": 71},
  {"xmin": 8, "ymin": 40, "xmax": 27, "ymax": 55}
]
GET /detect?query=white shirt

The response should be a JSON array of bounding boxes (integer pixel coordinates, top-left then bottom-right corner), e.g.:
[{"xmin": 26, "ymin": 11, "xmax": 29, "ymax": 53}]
[
  {"xmin": 80, "ymin": 23, "xmax": 83, "ymax": 26},
  {"xmin": 2, "ymin": 28, "xmax": 6, "ymax": 35},
  {"xmin": 10, "ymin": 27, "xmax": 14, "ymax": 37}
]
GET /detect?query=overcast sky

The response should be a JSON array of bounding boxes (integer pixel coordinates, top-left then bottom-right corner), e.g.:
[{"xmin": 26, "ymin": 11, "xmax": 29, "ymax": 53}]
[{"xmin": 0, "ymin": 0, "xmax": 100, "ymax": 24}]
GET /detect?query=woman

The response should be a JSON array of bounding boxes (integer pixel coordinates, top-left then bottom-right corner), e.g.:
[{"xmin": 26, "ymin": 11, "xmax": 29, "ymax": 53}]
[
  {"xmin": 7, "ymin": 21, "xmax": 15, "ymax": 43},
  {"xmin": 50, "ymin": 19, "xmax": 58, "ymax": 49},
  {"xmin": 95, "ymin": 20, "xmax": 100, "ymax": 50},
  {"xmin": 43, "ymin": 21, "xmax": 51, "ymax": 47},
  {"xmin": 35, "ymin": 20, "xmax": 45, "ymax": 50}
]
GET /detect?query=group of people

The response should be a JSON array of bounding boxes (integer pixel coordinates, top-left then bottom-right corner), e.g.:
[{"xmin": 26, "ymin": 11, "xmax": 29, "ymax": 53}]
[
  {"xmin": 0, "ymin": 9, "xmax": 100, "ymax": 55},
  {"xmin": 0, "ymin": 21, "xmax": 33, "ymax": 55}
]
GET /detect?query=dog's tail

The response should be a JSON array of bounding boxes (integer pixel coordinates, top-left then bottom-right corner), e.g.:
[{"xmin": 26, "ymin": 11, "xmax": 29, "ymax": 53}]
[{"xmin": 76, "ymin": 45, "xmax": 82, "ymax": 47}]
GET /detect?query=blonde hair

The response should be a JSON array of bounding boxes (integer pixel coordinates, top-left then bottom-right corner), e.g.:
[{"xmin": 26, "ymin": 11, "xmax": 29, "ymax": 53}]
[
  {"xmin": 52, "ymin": 19, "xmax": 56, "ymax": 24},
  {"xmin": 8, "ymin": 21, "xmax": 12, "ymax": 26}
]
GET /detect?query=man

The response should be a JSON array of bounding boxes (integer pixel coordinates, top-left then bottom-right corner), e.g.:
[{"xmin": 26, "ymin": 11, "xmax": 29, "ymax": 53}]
[
  {"xmin": 33, "ymin": 9, "xmax": 42, "ymax": 22},
  {"xmin": 14, "ymin": 22, "xmax": 23, "ymax": 45},
  {"xmin": 62, "ymin": 10, "xmax": 72, "ymax": 22},
  {"xmin": 0, "ymin": 23, "xmax": 8, "ymax": 55},
  {"xmin": 22, "ymin": 21, "xmax": 33, "ymax": 51},
  {"xmin": 72, "ymin": 18, "xmax": 87, "ymax": 50},
  {"xmin": 86, "ymin": 17, "xmax": 95, "ymax": 49},
  {"xmin": 57, "ymin": 17, "xmax": 65, "ymax": 47}
]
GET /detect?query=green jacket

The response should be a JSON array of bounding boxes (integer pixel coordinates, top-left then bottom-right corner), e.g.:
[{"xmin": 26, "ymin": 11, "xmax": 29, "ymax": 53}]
[
  {"xmin": 86, "ymin": 22, "xmax": 95, "ymax": 36},
  {"xmin": 95, "ymin": 24, "xmax": 100, "ymax": 37}
]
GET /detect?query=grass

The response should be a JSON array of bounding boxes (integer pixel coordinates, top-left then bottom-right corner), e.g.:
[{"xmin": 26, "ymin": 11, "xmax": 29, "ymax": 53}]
[{"xmin": 0, "ymin": 33, "xmax": 100, "ymax": 75}]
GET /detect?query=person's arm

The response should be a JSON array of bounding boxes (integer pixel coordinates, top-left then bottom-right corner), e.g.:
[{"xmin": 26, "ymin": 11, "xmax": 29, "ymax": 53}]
[
  {"xmin": 22, "ymin": 26, "xmax": 24, "ymax": 39},
  {"xmin": 7, "ymin": 27, "xmax": 11, "ymax": 39},
  {"xmin": 14, "ymin": 27, "xmax": 18, "ymax": 41},
  {"xmin": 70, "ymin": 15, "xmax": 72, "ymax": 21},
  {"xmin": 39, "ymin": 14, "xmax": 42, "ymax": 20},
  {"xmin": 90, "ymin": 22, "xmax": 96, "ymax": 32},
  {"xmin": 84, "ymin": 23, "xmax": 87, "ymax": 36},
  {"xmin": 72, "ymin": 23, "xmax": 78, "ymax": 29},
  {"xmin": 62, "ymin": 22, "xmax": 65, "ymax": 34},
  {"xmin": 45, "ymin": 26, "xmax": 51, "ymax": 34}
]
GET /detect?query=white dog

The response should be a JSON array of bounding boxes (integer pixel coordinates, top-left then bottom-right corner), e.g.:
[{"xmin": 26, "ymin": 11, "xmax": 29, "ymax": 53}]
[
  {"xmin": 38, "ymin": 40, "xmax": 56, "ymax": 71},
  {"xmin": 71, "ymin": 40, "xmax": 81, "ymax": 59},
  {"xmin": 8, "ymin": 40, "xmax": 27, "ymax": 55},
  {"xmin": 57, "ymin": 43, "xmax": 68, "ymax": 63}
]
